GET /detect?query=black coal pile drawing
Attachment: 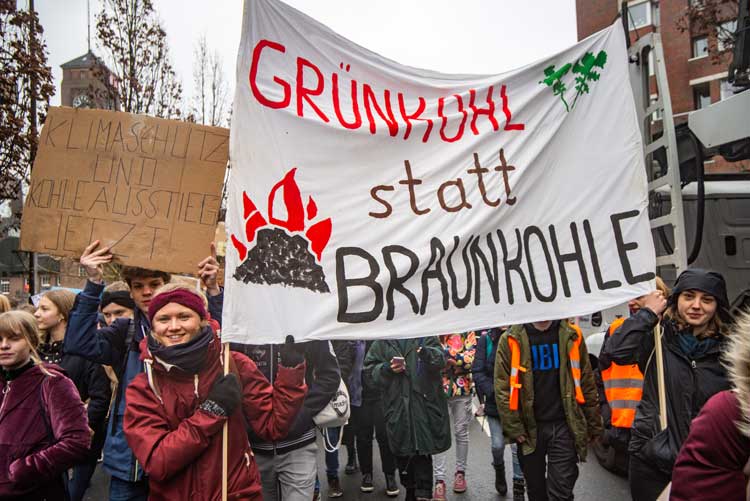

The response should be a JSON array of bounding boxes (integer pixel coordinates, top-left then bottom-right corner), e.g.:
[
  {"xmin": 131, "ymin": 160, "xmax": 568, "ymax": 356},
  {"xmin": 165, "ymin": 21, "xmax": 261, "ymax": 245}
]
[{"xmin": 233, "ymin": 227, "xmax": 330, "ymax": 293}]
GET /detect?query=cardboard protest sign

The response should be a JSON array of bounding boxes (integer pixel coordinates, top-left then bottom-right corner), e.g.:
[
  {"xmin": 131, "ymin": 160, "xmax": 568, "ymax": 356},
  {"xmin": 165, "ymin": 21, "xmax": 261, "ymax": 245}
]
[
  {"xmin": 20, "ymin": 107, "xmax": 228, "ymax": 274},
  {"xmin": 222, "ymin": 0, "xmax": 656, "ymax": 344}
]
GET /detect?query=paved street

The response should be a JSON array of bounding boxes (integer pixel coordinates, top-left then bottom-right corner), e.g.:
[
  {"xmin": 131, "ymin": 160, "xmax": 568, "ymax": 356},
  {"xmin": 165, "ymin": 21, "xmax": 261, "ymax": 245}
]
[{"xmin": 84, "ymin": 401, "xmax": 630, "ymax": 500}]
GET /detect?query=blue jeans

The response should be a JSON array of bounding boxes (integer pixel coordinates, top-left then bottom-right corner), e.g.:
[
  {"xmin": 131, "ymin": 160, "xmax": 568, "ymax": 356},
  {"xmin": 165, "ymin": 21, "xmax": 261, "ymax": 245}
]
[
  {"xmin": 68, "ymin": 460, "xmax": 97, "ymax": 501},
  {"xmin": 487, "ymin": 415, "xmax": 523, "ymax": 480},
  {"xmin": 109, "ymin": 476, "xmax": 149, "ymax": 501},
  {"xmin": 324, "ymin": 426, "xmax": 341, "ymax": 479}
]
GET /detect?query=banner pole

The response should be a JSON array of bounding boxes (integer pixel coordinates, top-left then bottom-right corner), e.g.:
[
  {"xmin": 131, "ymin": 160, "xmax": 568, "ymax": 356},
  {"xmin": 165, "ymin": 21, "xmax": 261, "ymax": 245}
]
[
  {"xmin": 653, "ymin": 324, "xmax": 668, "ymax": 431},
  {"xmin": 222, "ymin": 342, "xmax": 229, "ymax": 501}
]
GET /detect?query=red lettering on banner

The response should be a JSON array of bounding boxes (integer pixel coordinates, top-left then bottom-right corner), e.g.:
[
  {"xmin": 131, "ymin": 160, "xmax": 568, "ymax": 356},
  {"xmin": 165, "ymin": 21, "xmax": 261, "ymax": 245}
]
[
  {"xmin": 249, "ymin": 39, "xmax": 291, "ymax": 109},
  {"xmin": 296, "ymin": 57, "xmax": 330, "ymax": 122},
  {"xmin": 469, "ymin": 86, "xmax": 499, "ymax": 134},
  {"xmin": 438, "ymin": 94, "xmax": 467, "ymax": 143},
  {"xmin": 363, "ymin": 84, "xmax": 399, "ymax": 137},
  {"xmin": 501, "ymin": 85, "xmax": 525, "ymax": 131},
  {"xmin": 332, "ymin": 67, "xmax": 362, "ymax": 130},
  {"xmin": 398, "ymin": 93, "xmax": 432, "ymax": 143}
]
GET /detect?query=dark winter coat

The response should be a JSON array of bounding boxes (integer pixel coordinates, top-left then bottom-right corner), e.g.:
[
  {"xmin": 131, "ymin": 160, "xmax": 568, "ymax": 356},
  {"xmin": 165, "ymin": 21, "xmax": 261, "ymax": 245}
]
[
  {"xmin": 472, "ymin": 329, "xmax": 503, "ymax": 418},
  {"xmin": 231, "ymin": 340, "xmax": 340, "ymax": 455},
  {"xmin": 364, "ymin": 337, "xmax": 451, "ymax": 457},
  {"xmin": 671, "ymin": 390, "xmax": 749, "ymax": 500},
  {"xmin": 123, "ymin": 335, "xmax": 306, "ymax": 501},
  {"xmin": 64, "ymin": 279, "xmax": 222, "ymax": 481},
  {"xmin": 0, "ymin": 363, "xmax": 90, "ymax": 499},
  {"xmin": 331, "ymin": 340, "xmax": 355, "ymax": 387},
  {"xmin": 600, "ymin": 308, "xmax": 730, "ymax": 476},
  {"xmin": 495, "ymin": 322, "xmax": 602, "ymax": 459},
  {"xmin": 38, "ymin": 340, "xmax": 112, "ymax": 460}
]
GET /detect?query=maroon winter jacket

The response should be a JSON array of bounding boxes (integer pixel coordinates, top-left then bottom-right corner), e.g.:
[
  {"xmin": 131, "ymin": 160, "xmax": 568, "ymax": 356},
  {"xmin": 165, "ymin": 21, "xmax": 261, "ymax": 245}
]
[
  {"xmin": 0, "ymin": 362, "xmax": 91, "ymax": 499},
  {"xmin": 671, "ymin": 390, "xmax": 750, "ymax": 501},
  {"xmin": 123, "ymin": 335, "xmax": 307, "ymax": 501}
]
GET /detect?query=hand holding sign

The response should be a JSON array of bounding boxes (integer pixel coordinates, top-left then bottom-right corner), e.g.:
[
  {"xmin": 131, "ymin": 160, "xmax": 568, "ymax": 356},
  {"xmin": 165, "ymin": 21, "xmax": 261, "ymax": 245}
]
[
  {"xmin": 642, "ymin": 290, "xmax": 667, "ymax": 316},
  {"xmin": 80, "ymin": 240, "xmax": 113, "ymax": 284},
  {"xmin": 198, "ymin": 243, "xmax": 221, "ymax": 296}
]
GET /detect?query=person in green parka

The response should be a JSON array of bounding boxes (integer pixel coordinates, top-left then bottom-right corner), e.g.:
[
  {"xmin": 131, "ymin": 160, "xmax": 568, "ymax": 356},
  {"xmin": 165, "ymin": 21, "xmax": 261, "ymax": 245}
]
[{"xmin": 364, "ymin": 337, "xmax": 451, "ymax": 501}]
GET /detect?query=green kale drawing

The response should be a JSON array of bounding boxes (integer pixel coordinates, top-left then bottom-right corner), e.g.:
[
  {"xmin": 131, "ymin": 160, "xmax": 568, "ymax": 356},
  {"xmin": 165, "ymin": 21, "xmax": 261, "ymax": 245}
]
[
  {"xmin": 539, "ymin": 49, "xmax": 608, "ymax": 112},
  {"xmin": 572, "ymin": 50, "xmax": 608, "ymax": 108},
  {"xmin": 540, "ymin": 63, "xmax": 573, "ymax": 112}
]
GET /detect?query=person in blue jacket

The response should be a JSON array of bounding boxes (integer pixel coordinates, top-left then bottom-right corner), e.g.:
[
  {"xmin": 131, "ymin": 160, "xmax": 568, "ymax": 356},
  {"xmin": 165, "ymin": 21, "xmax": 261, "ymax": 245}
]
[{"xmin": 64, "ymin": 240, "xmax": 222, "ymax": 501}]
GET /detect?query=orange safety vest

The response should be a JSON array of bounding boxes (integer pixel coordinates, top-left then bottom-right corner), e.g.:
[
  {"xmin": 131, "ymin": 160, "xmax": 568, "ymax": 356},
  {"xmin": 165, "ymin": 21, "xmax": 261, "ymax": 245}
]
[
  {"xmin": 600, "ymin": 317, "xmax": 644, "ymax": 428},
  {"xmin": 508, "ymin": 323, "xmax": 585, "ymax": 411}
]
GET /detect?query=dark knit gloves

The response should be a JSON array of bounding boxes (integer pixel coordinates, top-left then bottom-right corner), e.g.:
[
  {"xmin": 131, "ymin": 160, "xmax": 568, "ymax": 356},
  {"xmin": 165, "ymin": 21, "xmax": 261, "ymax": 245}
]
[
  {"xmin": 200, "ymin": 374, "xmax": 242, "ymax": 417},
  {"xmin": 279, "ymin": 335, "xmax": 305, "ymax": 368}
]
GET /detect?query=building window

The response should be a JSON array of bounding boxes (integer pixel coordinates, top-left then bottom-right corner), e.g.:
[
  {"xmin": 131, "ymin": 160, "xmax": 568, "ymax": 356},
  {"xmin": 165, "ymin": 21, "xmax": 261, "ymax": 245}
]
[
  {"xmin": 0, "ymin": 280, "xmax": 9, "ymax": 294},
  {"xmin": 628, "ymin": 0, "xmax": 651, "ymax": 30},
  {"xmin": 78, "ymin": 265, "xmax": 88, "ymax": 277},
  {"xmin": 692, "ymin": 36, "xmax": 708, "ymax": 58},
  {"xmin": 40, "ymin": 274, "xmax": 51, "ymax": 289},
  {"xmin": 717, "ymin": 19, "xmax": 737, "ymax": 52},
  {"xmin": 693, "ymin": 83, "xmax": 711, "ymax": 110}
]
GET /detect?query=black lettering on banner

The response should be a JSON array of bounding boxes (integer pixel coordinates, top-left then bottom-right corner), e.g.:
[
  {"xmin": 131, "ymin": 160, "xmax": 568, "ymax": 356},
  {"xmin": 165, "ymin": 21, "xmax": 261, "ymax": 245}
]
[
  {"xmin": 549, "ymin": 222, "xmax": 591, "ymax": 297},
  {"xmin": 200, "ymin": 132, "xmax": 228, "ymax": 163},
  {"xmin": 382, "ymin": 245, "xmax": 420, "ymax": 320},
  {"xmin": 44, "ymin": 213, "xmax": 62, "ymax": 251},
  {"xmin": 583, "ymin": 219, "xmax": 621, "ymax": 290},
  {"xmin": 610, "ymin": 210, "xmax": 655, "ymax": 284},
  {"xmin": 420, "ymin": 237, "xmax": 449, "ymax": 314},
  {"xmin": 523, "ymin": 226, "xmax": 557, "ymax": 302},
  {"xmin": 470, "ymin": 234, "xmax": 501, "ymax": 305},
  {"xmin": 146, "ymin": 226, "xmax": 169, "ymax": 259},
  {"xmin": 336, "ymin": 247, "xmax": 384, "ymax": 323},
  {"xmin": 445, "ymin": 235, "xmax": 473, "ymax": 309},
  {"xmin": 172, "ymin": 125, "xmax": 191, "ymax": 159},
  {"xmin": 497, "ymin": 229, "xmax": 532, "ymax": 304},
  {"xmin": 43, "ymin": 116, "xmax": 68, "ymax": 148},
  {"xmin": 62, "ymin": 214, "xmax": 86, "ymax": 252},
  {"xmin": 369, "ymin": 185, "xmax": 394, "ymax": 218}
]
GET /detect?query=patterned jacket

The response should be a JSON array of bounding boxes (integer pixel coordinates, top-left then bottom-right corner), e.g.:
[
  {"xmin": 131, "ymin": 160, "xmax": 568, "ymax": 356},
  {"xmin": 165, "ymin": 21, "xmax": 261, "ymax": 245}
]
[{"xmin": 440, "ymin": 332, "xmax": 477, "ymax": 398}]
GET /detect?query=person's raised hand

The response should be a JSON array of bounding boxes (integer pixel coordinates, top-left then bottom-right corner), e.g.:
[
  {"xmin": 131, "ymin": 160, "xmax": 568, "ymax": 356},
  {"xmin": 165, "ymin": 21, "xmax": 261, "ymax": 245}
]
[
  {"xmin": 642, "ymin": 289, "xmax": 667, "ymax": 316},
  {"xmin": 279, "ymin": 335, "xmax": 305, "ymax": 367},
  {"xmin": 198, "ymin": 242, "xmax": 220, "ymax": 296},
  {"xmin": 79, "ymin": 240, "xmax": 112, "ymax": 284}
]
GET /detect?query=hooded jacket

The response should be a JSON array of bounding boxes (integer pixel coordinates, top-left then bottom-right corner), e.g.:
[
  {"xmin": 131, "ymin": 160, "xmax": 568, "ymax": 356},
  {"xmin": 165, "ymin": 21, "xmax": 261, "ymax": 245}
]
[
  {"xmin": 472, "ymin": 329, "xmax": 503, "ymax": 418},
  {"xmin": 123, "ymin": 332, "xmax": 306, "ymax": 501},
  {"xmin": 494, "ymin": 322, "xmax": 602, "ymax": 459},
  {"xmin": 601, "ymin": 308, "xmax": 730, "ymax": 476},
  {"xmin": 38, "ymin": 339, "xmax": 112, "ymax": 460},
  {"xmin": 64, "ymin": 279, "xmax": 223, "ymax": 481},
  {"xmin": 0, "ymin": 363, "xmax": 90, "ymax": 499},
  {"xmin": 231, "ymin": 340, "xmax": 340, "ymax": 456},
  {"xmin": 670, "ymin": 390, "xmax": 749, "ymax": 500},
  {"xmin": 364, "ymin": 337, "xmax": 451, "ymax": 457}
]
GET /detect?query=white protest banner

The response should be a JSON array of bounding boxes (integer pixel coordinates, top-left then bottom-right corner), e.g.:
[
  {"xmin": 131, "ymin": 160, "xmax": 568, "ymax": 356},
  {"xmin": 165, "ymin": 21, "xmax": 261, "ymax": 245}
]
[{"xmin": 222, "ymin": 0, "xmax": 656, "ymax": 344}]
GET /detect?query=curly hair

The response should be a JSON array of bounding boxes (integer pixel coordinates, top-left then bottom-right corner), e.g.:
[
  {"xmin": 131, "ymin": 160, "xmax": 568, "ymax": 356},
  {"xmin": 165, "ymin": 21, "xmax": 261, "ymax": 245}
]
[{"xmin": 725, "ymin": 308, "xmax": 750, "ymax": 438}]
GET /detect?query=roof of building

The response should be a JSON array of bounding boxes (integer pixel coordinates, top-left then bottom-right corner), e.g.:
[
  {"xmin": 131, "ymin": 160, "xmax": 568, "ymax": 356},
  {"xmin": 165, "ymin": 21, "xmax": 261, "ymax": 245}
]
[{"xmin": 61, "ymin": 50, "xmax": 110, "ymax": 72}]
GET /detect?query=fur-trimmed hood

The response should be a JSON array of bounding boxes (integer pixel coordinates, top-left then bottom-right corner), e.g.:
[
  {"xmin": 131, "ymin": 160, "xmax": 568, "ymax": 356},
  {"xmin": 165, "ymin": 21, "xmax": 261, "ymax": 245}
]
[{"xmin": 726, "ymin": 309, "xmax": 750, "ymax": 437}]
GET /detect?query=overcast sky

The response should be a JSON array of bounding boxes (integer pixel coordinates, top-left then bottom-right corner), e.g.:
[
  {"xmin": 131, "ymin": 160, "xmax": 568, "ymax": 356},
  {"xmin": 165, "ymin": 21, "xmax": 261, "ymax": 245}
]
[{"xmin": 35, "ymin": 0, "xmax": 579, "ymax": 109}]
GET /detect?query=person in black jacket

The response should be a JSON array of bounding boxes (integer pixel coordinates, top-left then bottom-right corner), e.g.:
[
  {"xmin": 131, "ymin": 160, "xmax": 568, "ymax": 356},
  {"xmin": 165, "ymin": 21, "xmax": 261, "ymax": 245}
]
[
  {"xmin": 35, "ymin": 288, "xmax": 112, "ymax": 501},
  {"xmin": 472, "ymin": 328, "xmax": 524, "ymax": 499},
  {"xmin": 231, "ymin": 340, "xmax": 341, "ymax": 501},
  {"xmin": 600, "ymin": 268, "xmax": 732, "ymax": 501}
]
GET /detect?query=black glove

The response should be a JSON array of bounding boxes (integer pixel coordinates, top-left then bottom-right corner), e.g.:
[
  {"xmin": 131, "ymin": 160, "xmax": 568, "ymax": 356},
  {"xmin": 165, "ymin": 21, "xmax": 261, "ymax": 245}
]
[
  {"xmin": 201, "ymin": 374, "xmax": 242, "ymax": 417},
  {"xmin": 279, "ymin": 335, "xmax": 305, "ymax": 367}
]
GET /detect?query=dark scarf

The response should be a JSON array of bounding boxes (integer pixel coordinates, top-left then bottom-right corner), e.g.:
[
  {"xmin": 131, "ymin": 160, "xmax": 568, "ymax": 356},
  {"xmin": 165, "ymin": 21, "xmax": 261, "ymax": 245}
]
[
  {"xmin": 2, "ymin": 359, "xmax": 34, "ymax": 381},
  {"xmin": 147, "ymin": 326, "xmax": 213, "ymax": 374},
  {"xmin": 678, "ymin": 332, "xmax": 720, "ymax": 359}
]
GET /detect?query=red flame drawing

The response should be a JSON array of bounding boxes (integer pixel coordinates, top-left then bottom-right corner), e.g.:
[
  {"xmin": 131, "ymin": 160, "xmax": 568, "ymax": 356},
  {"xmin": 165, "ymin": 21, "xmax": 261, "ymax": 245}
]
[{"xmin": 231, "ymin": 168, "xmax": 332, "ymax": 262}]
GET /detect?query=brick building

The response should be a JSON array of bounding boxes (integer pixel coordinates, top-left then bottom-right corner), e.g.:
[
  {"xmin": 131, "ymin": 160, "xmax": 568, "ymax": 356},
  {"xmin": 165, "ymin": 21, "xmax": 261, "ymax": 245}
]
[{"xmin": 575, "ymin": 0, "xmax": 745, "ymax": 174}]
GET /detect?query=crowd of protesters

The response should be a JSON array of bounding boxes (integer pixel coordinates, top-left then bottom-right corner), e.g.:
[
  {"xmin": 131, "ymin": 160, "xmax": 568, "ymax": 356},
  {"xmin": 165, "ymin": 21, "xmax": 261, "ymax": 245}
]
[{"xmin": 1, "ymin": 233, "xmax": 749, "ymax": 501}]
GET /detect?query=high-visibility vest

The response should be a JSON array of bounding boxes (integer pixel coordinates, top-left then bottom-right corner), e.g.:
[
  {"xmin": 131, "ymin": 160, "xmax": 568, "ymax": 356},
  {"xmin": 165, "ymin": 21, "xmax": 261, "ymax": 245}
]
[
  {"xmin": 508, "ymin": 323, "xmax": 586, "ymax": 411},
  {"xmin": 601, "ymin": 317, "xmax": 644, "ymax": 428}
]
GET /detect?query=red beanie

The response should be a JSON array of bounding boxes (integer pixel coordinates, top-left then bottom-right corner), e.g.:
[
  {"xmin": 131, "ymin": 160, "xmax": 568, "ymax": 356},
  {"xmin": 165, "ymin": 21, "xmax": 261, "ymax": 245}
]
[{"xmin": 148, "ymin": 289, "xmax": 208, "ymax": 324}]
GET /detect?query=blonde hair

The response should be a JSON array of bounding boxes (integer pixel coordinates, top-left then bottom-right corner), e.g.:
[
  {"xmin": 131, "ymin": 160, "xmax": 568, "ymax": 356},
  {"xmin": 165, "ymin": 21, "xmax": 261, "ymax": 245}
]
[
  {"xmin": 0, "ymin": 295, "xmax": 11, "ymax": 313},
  {"xmin": 103, "ymin": 281, "xmax": 130, "ymax": 293},
  {"xmin": 38, "ymin": 289, "xmax": 77, "ymax": 342},
  {"xmin": 0, "ymin": 310, "xmax": 54, "ymax": 375},
  {"xmin": 655, "ymin": 276, "xmax": 670, "ymax": 297},
  {"xmin": 724, "ymin": 308, "xmax": 750, "ymax": 437}
]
